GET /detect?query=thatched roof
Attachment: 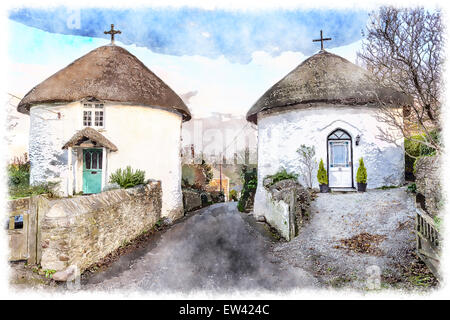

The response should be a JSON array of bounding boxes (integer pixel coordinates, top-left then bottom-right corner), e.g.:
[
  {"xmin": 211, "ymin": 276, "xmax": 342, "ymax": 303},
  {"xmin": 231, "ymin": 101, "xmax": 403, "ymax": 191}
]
[
  {"xmin": 246, "ymin": 50, "xmax": 411, "ymax": 124},
  {"xmin": 62, "ymin": 127, "xmax": 118, "ymax": 151},
  {"xmin": 18, "ymin": 45, "xmax": 191, "ymax": 121}
]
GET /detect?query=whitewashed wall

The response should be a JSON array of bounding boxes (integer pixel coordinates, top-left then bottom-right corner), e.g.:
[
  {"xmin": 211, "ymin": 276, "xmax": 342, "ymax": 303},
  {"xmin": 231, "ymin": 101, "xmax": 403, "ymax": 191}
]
[
  {"xmin": 28, "ymin": 102, "xmax": 183, "ymax": 221},
  {"xmin": 254, "ymin": 104, "xmax": 404, "ymax": 231}
]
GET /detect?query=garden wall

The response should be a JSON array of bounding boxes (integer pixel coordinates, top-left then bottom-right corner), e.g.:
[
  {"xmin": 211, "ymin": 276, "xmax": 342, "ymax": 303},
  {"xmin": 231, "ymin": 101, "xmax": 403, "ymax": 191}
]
[
  {"xmin": 415, "ymin": 155, "xmax": 441, "ymax": 217},
  {"xmin": 181, "ymin": 188, "xmax": 225, "ymax": 213},
  {"xmin": 182, "ymin": 188, "xmax": 204, "ymax": 212},
  {"xmin": 257, "ymin": 179, "xmax": 311, "ymax": 241},
  {"xmin": 38, "ymin": 181, "xmax": 162, "ymax": 276},
  {"xmin": 182, "ymin": 188, "xmax": 221, "ymax": 213}
]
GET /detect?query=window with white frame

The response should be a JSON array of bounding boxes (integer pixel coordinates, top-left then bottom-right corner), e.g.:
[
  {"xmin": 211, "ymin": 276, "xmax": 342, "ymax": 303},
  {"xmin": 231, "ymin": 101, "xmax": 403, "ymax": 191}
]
[{"xmin": 83, "ymin": 103, "xmax": 104, "ymax": 128}]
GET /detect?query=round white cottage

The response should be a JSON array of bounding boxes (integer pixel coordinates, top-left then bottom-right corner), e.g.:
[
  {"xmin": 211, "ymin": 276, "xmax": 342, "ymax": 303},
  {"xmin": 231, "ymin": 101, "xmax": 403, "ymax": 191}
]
[
  {"xmin": 246, "ymin": 50, "xmax": 409, "ymax": 239},
  {"xmin": 17, "ymin": 44, "xmax": 191, "ymax": 221}
]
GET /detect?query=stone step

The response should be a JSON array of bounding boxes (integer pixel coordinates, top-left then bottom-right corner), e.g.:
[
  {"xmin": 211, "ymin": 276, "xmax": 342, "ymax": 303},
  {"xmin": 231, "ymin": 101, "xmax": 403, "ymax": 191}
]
[{"xmin": 330, "ymin": 188, "xmax": 357, "ymax": 193}]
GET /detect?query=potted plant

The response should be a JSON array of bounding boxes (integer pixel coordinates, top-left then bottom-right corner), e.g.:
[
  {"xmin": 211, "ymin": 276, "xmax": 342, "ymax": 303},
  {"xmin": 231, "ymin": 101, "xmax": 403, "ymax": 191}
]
[
  {"xmin": 317, "ymin": 159, "xmax": 329, "ymax": 193},
  {"xmin": 356, "ymin": 157, "xmax": 367, "ymax": 192}
]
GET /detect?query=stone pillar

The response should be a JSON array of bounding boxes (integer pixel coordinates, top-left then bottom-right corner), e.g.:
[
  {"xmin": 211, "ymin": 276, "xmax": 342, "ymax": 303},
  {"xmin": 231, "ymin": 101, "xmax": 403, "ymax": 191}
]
[{"xmin": 67, "ymin": 147, "xmax": 73, "ymax": 196}]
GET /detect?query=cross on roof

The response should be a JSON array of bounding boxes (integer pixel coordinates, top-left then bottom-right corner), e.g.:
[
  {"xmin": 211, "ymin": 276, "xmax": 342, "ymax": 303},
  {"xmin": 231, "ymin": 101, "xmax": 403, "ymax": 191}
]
[
  {"xmin": 312, "ymin": 30, "xmax": 332, "ymax": 51},
  {"xmin": 104, "ymin": 24, "xmax": 121, "ymax": 45}
]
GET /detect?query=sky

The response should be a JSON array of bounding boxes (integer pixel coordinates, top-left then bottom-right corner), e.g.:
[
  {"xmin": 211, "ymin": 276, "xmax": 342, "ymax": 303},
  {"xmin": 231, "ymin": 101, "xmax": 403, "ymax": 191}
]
[{"xmin": 7, "ymin": 7, "xmax": 368, "ymax": 117}]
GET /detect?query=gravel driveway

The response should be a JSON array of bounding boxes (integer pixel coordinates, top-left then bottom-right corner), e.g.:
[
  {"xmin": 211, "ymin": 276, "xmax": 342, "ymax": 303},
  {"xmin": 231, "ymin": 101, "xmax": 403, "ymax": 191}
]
[{"xmin": 271, "ymin": 187, "xmax": 418, "ymax": 289}]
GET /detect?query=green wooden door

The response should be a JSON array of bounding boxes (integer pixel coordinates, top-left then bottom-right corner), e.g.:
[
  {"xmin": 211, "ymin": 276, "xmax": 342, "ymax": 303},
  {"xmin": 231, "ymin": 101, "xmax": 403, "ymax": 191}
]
[{"xmin": 83, "ymin": 149, "xmax": 103, "ymax": 194}]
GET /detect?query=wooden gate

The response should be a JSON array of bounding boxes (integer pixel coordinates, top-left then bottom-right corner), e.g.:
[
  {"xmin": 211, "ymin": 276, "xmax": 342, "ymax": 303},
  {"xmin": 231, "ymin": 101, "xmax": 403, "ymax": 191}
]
[
  {"xmin": 7, "ymin": 196, "xmax": 40, "ymax": 263},
  {"xmin": 415, "ymin": 198, "xmax": 441, "ymax": 281}
]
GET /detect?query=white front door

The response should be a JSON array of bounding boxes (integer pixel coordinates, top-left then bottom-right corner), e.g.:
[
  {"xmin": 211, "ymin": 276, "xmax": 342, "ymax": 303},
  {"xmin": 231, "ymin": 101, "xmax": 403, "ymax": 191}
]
[{"xmin": 328, "ymin": 140, "xmax": 352, "ymax": 188}]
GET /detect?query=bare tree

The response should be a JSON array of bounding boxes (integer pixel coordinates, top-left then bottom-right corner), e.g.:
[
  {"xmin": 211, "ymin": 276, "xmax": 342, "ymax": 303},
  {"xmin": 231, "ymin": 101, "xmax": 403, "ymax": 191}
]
[
  {"xmin": 297, "ymin": 145, "xmax": 316, "ymax": 188},
  {"xmin": 358, "ymin": 7, "xmax": 443, "ymax": 155}
]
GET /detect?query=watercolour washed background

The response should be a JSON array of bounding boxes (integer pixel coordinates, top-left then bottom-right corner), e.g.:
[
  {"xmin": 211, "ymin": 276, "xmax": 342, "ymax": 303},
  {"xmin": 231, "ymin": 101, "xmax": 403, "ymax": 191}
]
[
  {"xmin": 1, "ymin": 0, "xmax": 449, "ymax": 299},
  {"xmin": 5, "ymin": 7, "xmax": 366, "ymax": 159},
  {"xmin": 7, "ymin": 8, "xmax": 366, "ymax": 116}
]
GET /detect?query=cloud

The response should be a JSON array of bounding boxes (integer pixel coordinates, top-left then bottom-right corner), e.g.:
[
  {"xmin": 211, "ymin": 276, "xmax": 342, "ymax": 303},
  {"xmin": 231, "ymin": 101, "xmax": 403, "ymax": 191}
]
[{"xmin": 9, "ymin": 7, "xmax": 368, "ymax": 64}]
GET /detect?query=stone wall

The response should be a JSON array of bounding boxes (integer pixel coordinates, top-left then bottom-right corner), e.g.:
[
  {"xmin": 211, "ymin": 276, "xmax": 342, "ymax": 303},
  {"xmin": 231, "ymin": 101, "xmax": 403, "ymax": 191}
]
[
  {"xmin": 181, "ymin": 188, "xmax": 222, "ymax": 213},
  {"xmin": 38, "ymin": 181, "xmax": 162, "ymax": 274},
  {"xmin": 258, "ymin": 178, "xmax": 311, "ymax": 241},
  {"xmin": 415, "ymin": 155, "xmax": 442, "ymax": 217},
  {"xmin": 182, "ymin": 188, "xmax": 204, "ymax": 212}
]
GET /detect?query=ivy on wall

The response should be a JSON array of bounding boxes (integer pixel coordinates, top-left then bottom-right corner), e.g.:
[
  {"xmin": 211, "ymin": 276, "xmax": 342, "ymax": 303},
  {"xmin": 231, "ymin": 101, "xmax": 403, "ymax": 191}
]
[{"xmin": 237, "ymin": 166, "xmax": 257, "ymax": 212}]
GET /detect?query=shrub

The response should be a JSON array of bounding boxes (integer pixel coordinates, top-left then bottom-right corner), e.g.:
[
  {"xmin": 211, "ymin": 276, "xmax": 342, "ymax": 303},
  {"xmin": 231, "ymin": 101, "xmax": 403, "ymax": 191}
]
[
  {"xmin": 201, "ymin": 160, "xmax": 214, "ymax": 185},
  {"xmin": 9, "ymin": 182, "xmax": 59, "ymax": 199},
  {"xmin": 404, "ymin": 130, "xmax": 440, "ymax": 179},
  {"xmin": 210, "ymin": 191, "xmax": 225, "ymax": 203},
  {"xmin": 109, "ymin": 166, "xmax": 145, "ymax": 189},
  {"xmin": 317, "ymin": 159, "xmax": 328, "ymax": 185},
  {"xmin": 237, "ymin": 166, "xmax": 257, "ymax": 212},
  {"xmin": 8, "ymin": 166, "xmax": 30, "ymax": 187},
  {"xmin": 266, "ymin": 168, "xmax": 298, "ymax": 185},
  {"xmin": 6, "ymin": 153, "xmax": 49, "ymax": 199},
  {"xmin": 8, "ymin": 153, "xmax": 31, "ymax": 187},
  {"xmin": 407, "ymin": 183, "xmax": 417, "ymax": 193},
  {"xmin": 229, "ymin": 189, "xmax": 238, "ymax": 201},
  {"xmin": 419, "ymin": 130, "xmax": 440, "ymax": 156},
  {"xmin": 356, "ymin": 158, "xmax": 367, "ymax": 184}
]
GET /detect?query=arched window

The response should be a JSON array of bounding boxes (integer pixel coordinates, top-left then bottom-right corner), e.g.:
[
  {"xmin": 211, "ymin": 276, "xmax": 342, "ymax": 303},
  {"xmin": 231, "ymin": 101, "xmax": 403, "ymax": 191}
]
[{"xmin": 328, "ymin": 129, "xmax": 351, "ymax": 140}]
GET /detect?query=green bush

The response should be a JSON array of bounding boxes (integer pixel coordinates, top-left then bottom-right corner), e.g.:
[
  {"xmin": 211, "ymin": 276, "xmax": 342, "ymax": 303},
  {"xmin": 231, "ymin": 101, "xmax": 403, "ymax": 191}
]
[
  {"xmin": 8, "ymin": 166, "xmax": 30, "ymax": 187},
  {"xmin": 420, "ymin": 130, "xmax": 440, "ymax": 156},
  {"xmin": 356, "ymin": 158, "xmax": 367, "ymax": 184},
  {"xmin": 201, "ymin": 160, "xmax": 214, "ymax": 184},
  {"xmin": 317, "ymin": 159, "xmax": 328, "ymax": 185},
  {"xmin": 266, "ymin": 168, "xmax": 298, "ymax": 185},
  {"xmin": 407, "ymin": 183, "xmax": 417, "ymax": 193},
  {"xmin": 109, "ymin": 166, "xmax": 146, "ymax": 189},
  {"xmin": 237, "ymin": 166, "xmax": 257, "ymax": 212},
  {"xmin": 7, "ymin": 154, "xmax": 31, "ymax": 187},
  {"xmin": 229, "ymin": 189, "xmax": 238, "ymax": 201},
  {"xmin": 9, "ymin": 182, "xmax": 59, "ymax": 199},
  {"xmin": 405, "ymin": 130, "xmax": 440, "ymax": 178},
  {"xmin": 6, "ymin": 154, "xmax": 47, "ymax": 199}
]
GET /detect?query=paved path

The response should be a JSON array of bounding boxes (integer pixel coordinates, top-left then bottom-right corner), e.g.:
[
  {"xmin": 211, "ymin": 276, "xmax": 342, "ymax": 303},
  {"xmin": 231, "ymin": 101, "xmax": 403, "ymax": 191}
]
[
  {"xmin": 271, "ymin": 187, "xmax": 417, "ymax": 289},
  {"xmin": 83, "ymin": 202, "xmax": 318, "ymax": 293}
]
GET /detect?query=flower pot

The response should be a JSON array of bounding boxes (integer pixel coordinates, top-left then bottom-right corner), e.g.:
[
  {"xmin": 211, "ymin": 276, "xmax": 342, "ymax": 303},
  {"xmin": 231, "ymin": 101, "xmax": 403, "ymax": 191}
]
[
  {"xmin": 319, "ymin": 184, "xmax": 329, "ymax": 193},
  {"xmin": 357, "ymin": 183, "xmax": 367, "ymax": 192}
]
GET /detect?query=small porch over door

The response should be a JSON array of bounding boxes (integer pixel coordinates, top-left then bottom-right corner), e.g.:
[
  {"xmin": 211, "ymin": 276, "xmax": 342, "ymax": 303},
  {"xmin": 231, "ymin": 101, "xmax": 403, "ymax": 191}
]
[
  {"xmin": 62, "ymin": 127, "xmax": 118, "ymax": 196},
  {"xmin": 327, "ymin": 129, "xmax": 353, "ymax": 189}
]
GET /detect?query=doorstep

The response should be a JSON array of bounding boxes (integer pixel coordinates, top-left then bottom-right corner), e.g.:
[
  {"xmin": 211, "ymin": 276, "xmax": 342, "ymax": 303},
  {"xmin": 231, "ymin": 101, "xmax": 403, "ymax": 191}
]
[{"xmin": 330, "ymin": 187, "xmax": 357, "ymax": 193}]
